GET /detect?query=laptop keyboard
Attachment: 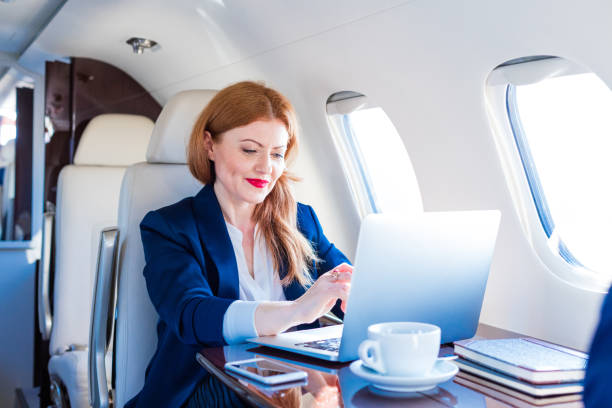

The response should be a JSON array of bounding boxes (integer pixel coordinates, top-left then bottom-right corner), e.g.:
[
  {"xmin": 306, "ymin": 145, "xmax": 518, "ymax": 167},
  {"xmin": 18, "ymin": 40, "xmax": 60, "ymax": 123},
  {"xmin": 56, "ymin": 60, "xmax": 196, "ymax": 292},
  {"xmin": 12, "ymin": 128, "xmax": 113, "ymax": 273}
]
[{"xmin": 295, "ymin": 337, "xmax": 341, "ymax": 352}]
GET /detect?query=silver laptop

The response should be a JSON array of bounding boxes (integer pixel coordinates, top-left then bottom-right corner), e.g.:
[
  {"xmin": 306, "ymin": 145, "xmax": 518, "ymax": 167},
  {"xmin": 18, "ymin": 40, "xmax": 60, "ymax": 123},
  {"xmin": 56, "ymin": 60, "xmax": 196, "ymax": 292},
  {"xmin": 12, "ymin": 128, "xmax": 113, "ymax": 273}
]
[{"xmin": 247, "ymin": 211, "xmax": 501, "ymax": 362}]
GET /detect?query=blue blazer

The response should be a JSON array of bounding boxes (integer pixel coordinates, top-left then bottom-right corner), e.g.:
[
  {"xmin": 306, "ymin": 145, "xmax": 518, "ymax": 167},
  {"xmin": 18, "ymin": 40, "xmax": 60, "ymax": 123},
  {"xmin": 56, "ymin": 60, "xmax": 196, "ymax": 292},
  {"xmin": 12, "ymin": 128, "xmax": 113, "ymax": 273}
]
[
  {"xmin": 584, "ymin": 288, "xmax": 612, "ymax": 407},
  {"xmin": 125, "ymin": 184, "xmax": 350, "ymax": 408}
]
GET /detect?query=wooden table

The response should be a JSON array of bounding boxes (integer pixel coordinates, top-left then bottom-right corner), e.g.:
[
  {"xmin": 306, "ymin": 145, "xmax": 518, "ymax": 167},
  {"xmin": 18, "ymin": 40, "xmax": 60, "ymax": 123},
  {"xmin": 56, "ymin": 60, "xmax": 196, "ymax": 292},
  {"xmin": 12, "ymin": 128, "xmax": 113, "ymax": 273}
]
[{"xmin": 196, "ymin": 324, "xmax": 584, "ymax": 407}]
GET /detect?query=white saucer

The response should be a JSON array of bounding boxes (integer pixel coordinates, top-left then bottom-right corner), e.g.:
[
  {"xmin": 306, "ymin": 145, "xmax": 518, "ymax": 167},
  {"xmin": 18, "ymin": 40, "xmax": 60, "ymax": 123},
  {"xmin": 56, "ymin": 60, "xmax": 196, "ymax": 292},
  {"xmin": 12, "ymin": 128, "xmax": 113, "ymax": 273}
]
[{"xmin": 349, "ymin": 359, "xmax": 459, "ymax": 393}]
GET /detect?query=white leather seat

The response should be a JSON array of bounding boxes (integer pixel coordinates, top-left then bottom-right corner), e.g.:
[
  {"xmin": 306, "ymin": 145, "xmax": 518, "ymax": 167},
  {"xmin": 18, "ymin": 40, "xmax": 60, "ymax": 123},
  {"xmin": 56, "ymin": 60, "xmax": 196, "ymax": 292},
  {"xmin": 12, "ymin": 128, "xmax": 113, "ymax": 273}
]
[
  {"xmin": 114, "ymin": 90, "xmax": 216, "ymax": 408},
  {"xmin": 49, "ymin": 114, "xmax": 154, "ymax": 408}
]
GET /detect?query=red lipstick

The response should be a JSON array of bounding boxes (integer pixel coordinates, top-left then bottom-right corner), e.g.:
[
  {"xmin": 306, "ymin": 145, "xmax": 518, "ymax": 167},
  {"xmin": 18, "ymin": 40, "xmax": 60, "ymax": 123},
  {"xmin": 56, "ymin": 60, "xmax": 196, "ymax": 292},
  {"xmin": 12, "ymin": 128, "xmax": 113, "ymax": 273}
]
[{"xmin": 246, "ymin": 178, "xmax": 269, "ymax": 188}]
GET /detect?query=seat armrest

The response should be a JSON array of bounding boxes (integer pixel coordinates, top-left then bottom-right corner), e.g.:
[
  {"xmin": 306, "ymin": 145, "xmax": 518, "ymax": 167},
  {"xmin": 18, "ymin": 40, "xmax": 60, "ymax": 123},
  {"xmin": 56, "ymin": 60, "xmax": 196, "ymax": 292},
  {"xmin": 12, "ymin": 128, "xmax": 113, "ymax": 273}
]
[
  {"xmin": 37, "ymin": 211, "xmax": 54, "ymax": 340},
  {"xmin": 89, "ymin": 227, "xmax": 119, "ymax": 408}
]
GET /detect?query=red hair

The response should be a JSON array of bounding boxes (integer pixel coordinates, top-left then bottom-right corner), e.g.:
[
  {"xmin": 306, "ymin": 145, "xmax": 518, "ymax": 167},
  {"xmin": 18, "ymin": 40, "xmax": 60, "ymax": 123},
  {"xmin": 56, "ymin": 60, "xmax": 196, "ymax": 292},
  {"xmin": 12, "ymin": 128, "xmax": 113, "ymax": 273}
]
[{"xmin": 188, "ymin": 81, "xmax": 317, "ymax": 287}]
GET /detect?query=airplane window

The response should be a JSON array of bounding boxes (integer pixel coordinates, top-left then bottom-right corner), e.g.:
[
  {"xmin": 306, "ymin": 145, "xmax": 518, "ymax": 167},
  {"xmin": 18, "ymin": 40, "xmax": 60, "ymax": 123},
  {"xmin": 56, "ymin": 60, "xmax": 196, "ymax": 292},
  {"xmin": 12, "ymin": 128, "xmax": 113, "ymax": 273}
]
[
  {"xmin": 506, "ymin": 71, "xmax": 612, "ymax": 280},
  {"xmin": 326, "ymin": 92, "xmax": 420, "ymax": 217}
]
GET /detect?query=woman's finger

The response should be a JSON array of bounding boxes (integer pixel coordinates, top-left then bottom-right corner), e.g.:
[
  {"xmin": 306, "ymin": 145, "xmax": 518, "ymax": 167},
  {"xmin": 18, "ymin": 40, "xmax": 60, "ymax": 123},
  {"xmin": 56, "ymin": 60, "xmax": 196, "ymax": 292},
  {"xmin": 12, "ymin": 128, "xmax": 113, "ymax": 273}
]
[
  {"xmin": 325, "ymin": 270, "xmax": 352, "ymax": 283},
  {"xmin": 330, "ymin": 271, "xmax": 352, "ymax": 283},
  {"xmin": 334, "ymin": 263, "xmax": 353, "ymax": 273}
]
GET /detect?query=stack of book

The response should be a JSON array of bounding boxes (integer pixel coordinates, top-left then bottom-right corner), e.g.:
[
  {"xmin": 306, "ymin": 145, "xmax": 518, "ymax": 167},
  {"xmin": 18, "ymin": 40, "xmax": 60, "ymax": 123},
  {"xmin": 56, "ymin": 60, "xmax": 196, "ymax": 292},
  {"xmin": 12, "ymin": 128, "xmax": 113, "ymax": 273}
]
[{"xmin": 453, "ymin": 337, "xmax": 588, "ymax": 406}]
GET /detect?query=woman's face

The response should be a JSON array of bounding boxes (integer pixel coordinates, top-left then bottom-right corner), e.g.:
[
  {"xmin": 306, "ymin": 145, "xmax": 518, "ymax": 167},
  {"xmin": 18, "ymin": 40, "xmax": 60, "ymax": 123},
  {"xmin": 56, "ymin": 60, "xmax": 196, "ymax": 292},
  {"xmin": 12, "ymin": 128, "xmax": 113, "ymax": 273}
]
[{"xmin": 207, "ymin": 119, "xmax": 288, "ymax": 207}]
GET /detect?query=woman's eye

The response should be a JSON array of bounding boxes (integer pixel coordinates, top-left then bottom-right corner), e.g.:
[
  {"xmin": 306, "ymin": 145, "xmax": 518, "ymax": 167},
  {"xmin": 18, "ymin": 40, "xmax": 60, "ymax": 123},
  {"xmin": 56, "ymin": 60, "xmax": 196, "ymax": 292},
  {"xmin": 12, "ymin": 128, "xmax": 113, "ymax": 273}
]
[
  {"xmin": 242, "ymin": 149, "xmax": 256, "ymax": 154},
  {"xmin": 273, "ymin": 153, "xmax": 285, "ymax": 159}
]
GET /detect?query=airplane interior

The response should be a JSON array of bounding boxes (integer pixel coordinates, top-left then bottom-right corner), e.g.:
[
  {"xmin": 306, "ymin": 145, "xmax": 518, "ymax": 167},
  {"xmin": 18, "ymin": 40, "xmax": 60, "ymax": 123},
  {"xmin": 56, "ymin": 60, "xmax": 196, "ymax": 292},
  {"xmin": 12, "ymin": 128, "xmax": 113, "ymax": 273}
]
[{"xmin": 1, "ymin": 1, "xmax": 611, "ymax": 407}]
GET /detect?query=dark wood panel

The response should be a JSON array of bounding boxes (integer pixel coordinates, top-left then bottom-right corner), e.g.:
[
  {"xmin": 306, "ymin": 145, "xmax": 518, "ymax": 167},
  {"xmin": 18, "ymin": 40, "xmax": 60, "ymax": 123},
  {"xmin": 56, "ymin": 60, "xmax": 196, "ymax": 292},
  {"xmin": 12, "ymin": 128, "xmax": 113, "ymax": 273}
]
[
  {"xmin": 44, "ymin": 61, "xmax": 71, "ymax": 133},
  {"xmin": 70, "ymin": 57, "xmax": 162, "ymax": 159},
  {"xmin": 13, "ymin": 87, "xmax": 33, "ymax": 241}
]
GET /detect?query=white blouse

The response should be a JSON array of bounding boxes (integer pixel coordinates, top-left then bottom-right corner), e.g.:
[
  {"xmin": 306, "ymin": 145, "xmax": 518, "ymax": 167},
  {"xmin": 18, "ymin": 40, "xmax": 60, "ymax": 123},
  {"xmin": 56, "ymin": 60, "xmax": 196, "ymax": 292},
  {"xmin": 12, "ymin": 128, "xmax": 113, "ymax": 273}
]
[{"xmin": 221, "ymin": 221, "xmax": 287, "ymax": 344}]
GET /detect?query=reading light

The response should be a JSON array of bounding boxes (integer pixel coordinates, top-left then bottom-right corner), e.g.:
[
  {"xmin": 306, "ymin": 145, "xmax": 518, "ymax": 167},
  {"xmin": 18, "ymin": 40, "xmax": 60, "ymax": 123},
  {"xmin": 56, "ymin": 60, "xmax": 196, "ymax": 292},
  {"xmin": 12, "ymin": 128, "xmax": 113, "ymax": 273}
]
[{"xmin": 126, "ymin": 37, "xmax": 158, "ymax": 54}]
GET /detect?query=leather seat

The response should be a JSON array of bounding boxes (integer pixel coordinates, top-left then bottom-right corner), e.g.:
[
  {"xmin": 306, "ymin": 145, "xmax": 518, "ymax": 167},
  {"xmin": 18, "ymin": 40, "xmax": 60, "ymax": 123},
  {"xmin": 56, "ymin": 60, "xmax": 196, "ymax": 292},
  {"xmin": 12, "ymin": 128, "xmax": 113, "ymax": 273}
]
[
  {"xmin": 49, "ymin": 114, "xmax": 154, "ymax": 408},
  {"xmin": 114, "ymin": 90, "xmax": 216, "ymax": 408}
]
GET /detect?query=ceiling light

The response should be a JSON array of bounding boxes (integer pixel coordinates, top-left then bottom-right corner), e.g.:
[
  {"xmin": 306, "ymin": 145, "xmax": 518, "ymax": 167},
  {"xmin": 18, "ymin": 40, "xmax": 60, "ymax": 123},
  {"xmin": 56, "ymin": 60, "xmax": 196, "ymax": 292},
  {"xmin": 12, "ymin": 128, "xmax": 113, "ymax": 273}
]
[{"xmin": 126, "ymin": 37, "xmax": 158, "ymax": 54}]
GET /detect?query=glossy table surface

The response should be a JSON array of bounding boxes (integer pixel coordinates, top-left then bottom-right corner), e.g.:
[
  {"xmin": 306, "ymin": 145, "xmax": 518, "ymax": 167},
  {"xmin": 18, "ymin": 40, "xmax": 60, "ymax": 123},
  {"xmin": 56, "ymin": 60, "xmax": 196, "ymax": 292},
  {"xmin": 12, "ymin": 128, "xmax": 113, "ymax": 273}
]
[{"xmin": 197, "ymin": 324, "xmax": 584, "ymax": 408}]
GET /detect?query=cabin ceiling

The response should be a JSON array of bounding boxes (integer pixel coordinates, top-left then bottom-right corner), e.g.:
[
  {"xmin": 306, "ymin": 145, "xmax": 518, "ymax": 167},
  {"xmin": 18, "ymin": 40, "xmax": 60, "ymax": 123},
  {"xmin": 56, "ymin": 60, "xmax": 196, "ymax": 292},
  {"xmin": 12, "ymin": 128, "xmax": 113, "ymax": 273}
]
[
  {"xmin": 0, "ymin": 0, "xmax": 64, "ymax": 58},
  {"xmin": 16, "ymin": 0, "xmax": 411, "ymax": 102}
]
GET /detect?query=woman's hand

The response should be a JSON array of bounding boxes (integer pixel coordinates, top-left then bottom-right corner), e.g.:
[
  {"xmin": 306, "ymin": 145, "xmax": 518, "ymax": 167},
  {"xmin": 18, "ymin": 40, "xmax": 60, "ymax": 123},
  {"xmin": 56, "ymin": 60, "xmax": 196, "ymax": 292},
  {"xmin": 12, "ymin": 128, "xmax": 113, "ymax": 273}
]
[
  {"xmin": 254, "ymin": 263, "xmax": 353, "ymax": 336},
  {"xmin": 293, "ymin": 263, "xmax": 353, "ymax": 324}
]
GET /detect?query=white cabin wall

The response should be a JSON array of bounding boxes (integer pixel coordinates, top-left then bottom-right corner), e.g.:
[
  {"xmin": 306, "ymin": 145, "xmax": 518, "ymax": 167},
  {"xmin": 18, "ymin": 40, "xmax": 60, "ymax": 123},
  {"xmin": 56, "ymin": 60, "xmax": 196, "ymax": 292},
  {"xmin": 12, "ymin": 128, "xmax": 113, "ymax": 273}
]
[
  {"xmin": 30, "ymin": 0, "xmax": 612, "ymax": 350},
  {"xmin": 0, "ymin": 251, "xmax": 35, "ymax": 408}
]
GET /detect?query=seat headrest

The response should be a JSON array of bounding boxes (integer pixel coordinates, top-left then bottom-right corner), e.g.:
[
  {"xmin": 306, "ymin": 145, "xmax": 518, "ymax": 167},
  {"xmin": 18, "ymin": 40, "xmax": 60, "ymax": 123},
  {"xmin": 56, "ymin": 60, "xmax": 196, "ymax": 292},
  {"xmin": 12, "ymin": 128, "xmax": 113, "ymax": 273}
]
[
  {"xmin": 73, "ymin": 114, "xmax": 154, "ymax": 166},
  {"xmin": 145, "ymin": 90, "xmax": 217, "ymax": 164}
]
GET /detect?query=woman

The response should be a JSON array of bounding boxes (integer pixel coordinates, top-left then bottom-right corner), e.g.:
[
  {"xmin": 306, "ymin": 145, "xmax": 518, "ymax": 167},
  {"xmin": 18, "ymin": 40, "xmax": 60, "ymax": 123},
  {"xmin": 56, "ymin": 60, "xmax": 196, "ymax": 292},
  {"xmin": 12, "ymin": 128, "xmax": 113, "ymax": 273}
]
[{"xmin": 126, "ymin": 81, "xmax": 353, "ymax": 407}]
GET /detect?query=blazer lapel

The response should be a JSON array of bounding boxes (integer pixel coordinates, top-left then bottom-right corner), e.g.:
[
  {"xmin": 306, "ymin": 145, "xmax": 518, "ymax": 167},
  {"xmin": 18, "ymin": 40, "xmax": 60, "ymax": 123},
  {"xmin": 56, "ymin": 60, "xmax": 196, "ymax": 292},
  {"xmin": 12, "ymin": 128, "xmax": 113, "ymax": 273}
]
[{"xmin": 192, "ymin": 184, "xmax": 240, "ymax": 299}]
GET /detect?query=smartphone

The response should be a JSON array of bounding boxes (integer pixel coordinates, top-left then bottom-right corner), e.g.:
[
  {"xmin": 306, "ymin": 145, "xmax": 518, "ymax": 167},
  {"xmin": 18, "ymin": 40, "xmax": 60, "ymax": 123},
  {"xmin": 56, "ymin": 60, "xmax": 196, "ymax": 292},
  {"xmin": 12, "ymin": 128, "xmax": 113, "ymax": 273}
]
[{"xmin": 224, "ymin": 357, "xmax": 307, "ymax": 385}]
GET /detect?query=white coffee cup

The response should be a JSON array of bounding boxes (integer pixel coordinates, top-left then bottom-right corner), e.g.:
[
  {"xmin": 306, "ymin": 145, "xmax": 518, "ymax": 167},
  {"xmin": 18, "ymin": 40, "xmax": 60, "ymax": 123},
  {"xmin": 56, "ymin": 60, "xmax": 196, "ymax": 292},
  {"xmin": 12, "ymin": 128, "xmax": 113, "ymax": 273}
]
[{"xmin": 358, "ymin": 322, "xmax": 441, "ymax": 377}]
